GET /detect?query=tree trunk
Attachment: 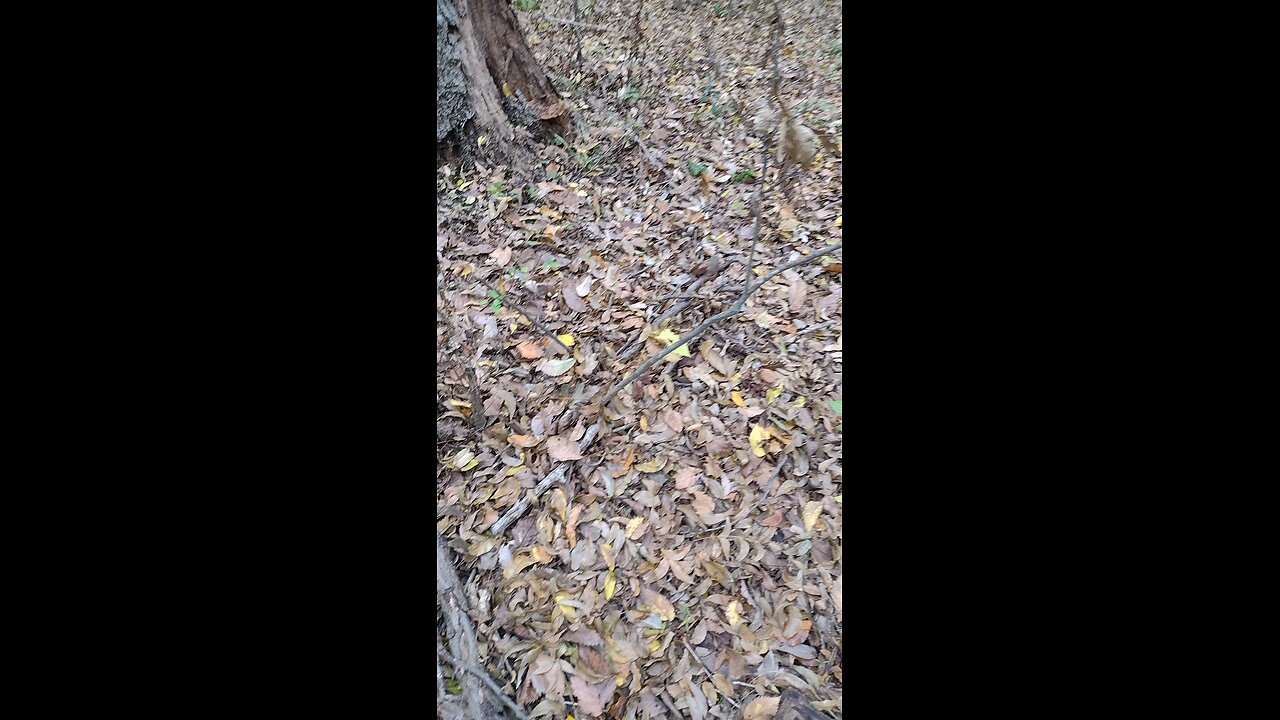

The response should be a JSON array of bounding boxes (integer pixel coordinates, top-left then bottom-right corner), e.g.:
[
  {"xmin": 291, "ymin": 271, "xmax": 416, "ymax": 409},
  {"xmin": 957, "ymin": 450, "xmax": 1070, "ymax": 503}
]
[{"xmin": 437, "ymin": 0, "xmax": 569, "ymax": 161}]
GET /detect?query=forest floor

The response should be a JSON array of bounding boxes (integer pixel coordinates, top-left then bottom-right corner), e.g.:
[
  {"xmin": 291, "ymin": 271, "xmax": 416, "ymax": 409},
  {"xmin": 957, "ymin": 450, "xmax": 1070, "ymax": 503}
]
[{"xmin": 437, "ymin": 1, "xmax": 842, "ymax": 718}]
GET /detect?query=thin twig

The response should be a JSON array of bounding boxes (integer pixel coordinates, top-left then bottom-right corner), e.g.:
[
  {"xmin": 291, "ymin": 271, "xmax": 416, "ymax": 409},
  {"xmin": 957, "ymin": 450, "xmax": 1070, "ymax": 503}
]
[
  {"xmin": 619, "ymin": 257, "xmax": 724, "ymax": 362},
  {"xmin": 571, "ymin": 2, "xmax": 583, "ymax": 76},
  {"xmin": 473, "ymin": 275, "xmax": 571, "ymax": 354},
  {"xmin": 742, "ymin": 132, "xmax": 773, "ymax": 300},
  {"xmin": 682, "ymin": 638, "xmax": 741, "ymax": 708},
  {"xmin": 464, "ymin": 366, "xmax": 486, "ymax": 432},
  {"xmin": 437, "ymin": 646, "xmax": 530, "ymax": 720},
  {"xmin": 659, "ymin": 690, "xmax": 683, "ymax": 719},
  {"xmin": 759, "ymin": 453, "xmax": 789, "ymax": 504},
  {"xmin": 536, "ymin": 13, "xmax": 609, "ymax": 32},
  {"xmin": 794, "ymin": 319, "xmax": 837, "ymax": 336},
  {"xmin": 600, "ymin": 241, "xmax": 843, "ymax": 408},
  {"xmin": 490, "ymin": 422, "xmax": 600, "ymax": 535},
  {"xmin": 632, "ymin": 0, "xmax": 645, "ymax": 64}
]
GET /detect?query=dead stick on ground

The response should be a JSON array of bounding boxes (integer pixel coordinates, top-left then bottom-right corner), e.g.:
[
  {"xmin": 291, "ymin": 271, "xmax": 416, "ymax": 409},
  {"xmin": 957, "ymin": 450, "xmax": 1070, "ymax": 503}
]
[
  {"xmin": 571, "ymin": 1, "xmax": 583, "ymax": 76},
  {"xmin": 759, "ymin": 453, "xmax": 789, "ymax": 504},
  {"xmin": 618, "ymin": 256, "xmax": 724, "ymax": 362},
  {"xmin": 473, "ymin": 276, "xmax": 570, "ymax": 354},
  {"xmin": 537, "ymin": 13, "xmax": 609, "ymax": 31},
  {"xmin": 491, "ymin": 422, "xmax": 600, "ymax": 535},
  {"xmin": 437, "ymin": 534, "xmax": 485, "ymax": 718},
  {"xmin": 437, "ymin": 646, "xmax": 530, "ymax": 720},
  {"xmin": 464, "ymin": 365, "xmax": 486, "ymax": 432},
  {"xmin": 599, "ymin": 240, "xmax": 844, "ymax": 409},
  {"xmin": 682, "ymin": 638, "xmax": 741, "ymax": 708}
]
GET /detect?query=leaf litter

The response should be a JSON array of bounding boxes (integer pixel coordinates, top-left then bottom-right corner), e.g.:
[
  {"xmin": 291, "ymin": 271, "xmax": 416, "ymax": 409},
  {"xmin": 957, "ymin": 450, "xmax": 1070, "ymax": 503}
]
[{"xmin": 438, "ymin": 0, "xmax": 842, "ymax": 717}]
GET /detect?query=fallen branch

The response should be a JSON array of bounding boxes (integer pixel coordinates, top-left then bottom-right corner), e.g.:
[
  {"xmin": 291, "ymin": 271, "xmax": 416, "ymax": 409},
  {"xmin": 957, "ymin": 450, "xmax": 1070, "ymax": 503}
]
[
  {"xmin": 682, "ymin": 638, "xmax": 741, "ymax": 708},
  {"xmin": 599, "ymin": 240, "xmax": 843, "ymax": 409},
  {"xmin": 438, "ymin": 645, "xmax": 530, "ymax": 720},
  {"xmin": 437, "ymin": 534, "xmax": 486, "ymax": 719},
  {"xmin": 759, "ymin": 453, "xmax": 789, "ymax": 504},
  {"xmin": 490, "ymin": 422, "xmax": 600, "ymax": 535},
  {"xmin": 537, "ymin": 13, "xmax": 609, "ymax": 32},
  {"xmin": 794, "ymin": 319, "xmax": 837, "ymax": 336},
  {"xmin": 571, "ymin": 2, "xmax": 583, "ymax": 76},
  {"xmin": 618, "ymin": 256, "xmax": 725, "ymax": 362},
  {"xmin": 473, "ymin": 275, "xmax": 571, "ymax": 354},
  {"xmin": 464, "ymin": 366, "xmax": 486, "ymax": 432}
]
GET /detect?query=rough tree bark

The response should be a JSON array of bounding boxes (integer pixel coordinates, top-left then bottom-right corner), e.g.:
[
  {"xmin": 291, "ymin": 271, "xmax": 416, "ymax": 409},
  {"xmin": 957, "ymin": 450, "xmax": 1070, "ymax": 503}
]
[{"xmin": 437, "ymin": 0, "xmax": 569, "ymax": 162}]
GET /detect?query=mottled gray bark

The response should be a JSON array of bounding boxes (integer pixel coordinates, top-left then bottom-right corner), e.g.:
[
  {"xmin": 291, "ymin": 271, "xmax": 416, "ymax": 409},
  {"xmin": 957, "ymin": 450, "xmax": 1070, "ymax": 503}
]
[
  {"xmin": 436, "ymin": 0, "xmax": 567, "ymax": 157},
  {"xmin": 437, "ymin": 0, "xmax": 473, "ymax": 142}
]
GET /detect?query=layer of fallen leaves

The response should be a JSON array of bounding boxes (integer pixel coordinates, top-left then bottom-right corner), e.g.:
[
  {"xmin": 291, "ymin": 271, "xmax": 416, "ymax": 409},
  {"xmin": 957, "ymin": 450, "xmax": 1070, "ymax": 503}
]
[{"xmin": 438, "ymin": 1, "xmax": 842, "ymax": 718}]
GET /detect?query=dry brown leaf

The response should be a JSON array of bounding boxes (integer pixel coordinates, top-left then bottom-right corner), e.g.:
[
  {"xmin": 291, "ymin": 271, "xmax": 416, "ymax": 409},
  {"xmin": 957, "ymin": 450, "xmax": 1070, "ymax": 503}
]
[
  {"xmin": 570, "ymin": 673, "xmax": 615, "ymax": 717},
  {"xmin": 546, "ymin": 435, "xmax": 584, "ymax": 461},
  {"xmin": 516, "ymin": 339, "xmax": 543, "ymax": 359},
  {"xmin": 565, "ymin": 627, "xmax": 603, "ymax": 646},
  {"xmin": 638, "ymin": 586, "xmax": 675, "ymax": 622},
  {"xmin": 576, "ymin": 646, "xmax": 613, "ymax": 682},
  {"xmin": 803, "ymin": 501, "xmax": 823, "ymax": 532},
  {"xmin": 563, "ymin": 282, "xmax": 588, "ymax": 312},
  {"xmin": 743, "ymin": 695, "xmax": 781, "ymax": 720},
  {"xmin": 690, "ymin": 491, "xmax": 714, "ymax": 515},
  {"xmin": 508, "ymin": 434, "xmax": 541, "ymax": 448},
  {"xmin": 674, "ymin": 467, "xmax": 700, "ymax": 490}
]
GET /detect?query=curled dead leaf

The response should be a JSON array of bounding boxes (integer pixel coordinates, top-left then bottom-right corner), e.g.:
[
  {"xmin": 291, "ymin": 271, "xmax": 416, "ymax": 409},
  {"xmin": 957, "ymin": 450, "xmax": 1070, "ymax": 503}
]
[
  {"xmin": 691, "ymin": 491, "xmax": 714, "ymax": 515},
  {"xmin": 742, "ymin": 695, "xmax": 781, "ymax": 720},
  {"xmin": 516, "ymin": 339, "xmax": 544, "ymax": 359},
  {"xmin": 546, "ymin": 435, "xmax": 583, "ymax": 461}
]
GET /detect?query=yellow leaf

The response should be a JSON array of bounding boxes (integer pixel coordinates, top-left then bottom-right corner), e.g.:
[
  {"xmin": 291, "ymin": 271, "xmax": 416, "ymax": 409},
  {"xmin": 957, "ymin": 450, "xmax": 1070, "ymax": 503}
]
[
  {"xmin": 835, "ymin": 494, "xmax": 842, "ymax": 504},
  {"xmin": 605, "ymin": 570, "xmax": 617, "ymax": 600},
  {"xmin": 749, "ymin": 425, "xmax": 767, "ymax": 457},
  {"xmin": 556, "ymin": 591, "xmax": 580, "ymax": 620},
  {"xmin": 655, "ymin": 327, "xmax": 686, "ymax": 345},
  {"xmin": 653, "ymin": 327, "xmax": 690, "ymax": 360},
  {"xmin": 558, "ymin": 333, "xmax": 575, "ymax": 346},
  {"xmin": 665, "ymin": 343, "xmax": 691, "ymax": 361},
  {"xmin": 460, "ymin": 457, "xmax": 480, "ymax": 471},
  {"xmin": 601, "ymin": 543, "xmax": 616, "ymax": 571},
  {"xmin": 625, "ymin": 517, "xmax": 646, "ymax": 540},
  {"xmin": 835, "ymin": 214, "xmax": 842, "ymax": 228},
  {"xmin": 803, "ymin": 501, "xmax": 822, "ymax": 532},
  {"xmin": 766, "ymin": 384, "xmax": 783, "ymax": 404},
  {"xmin": 792, "ymin": 395, "xmax": 806, "ymax": 407},
  {"xmin": 638, "ymin": 587, "xmax": 675, "ymax": 622},
  {"xmin": 635, "ymin": 456, "xmax": 666, "ymax": 473},
  {"xmin": 726, "ymin": 600, "xmax": 742, "ymax": 627},
  {"xmin": 477, "ymin": 135, "xmax": 487, "ymax": 146},
  {"xmin": 452, "ymin": 448, "xmax": 476, "ymax": 469},
  {"xmin": 506, "ymin": 464, "xmax": 524, "ymax": 476},
  {"xmin": 467, "ymin": 537, "xmax": 497, "ymax": 556},
  {"xmin": 742, "ymin": 696, "xmax": 781, "ymax": 720},
  {"xmin": 464, "ymin": 196, "xmax": 477, "ymax": 205},
  {"xmin": 502, "ymin": 82, "xmax": 513, "ymax": 97},
  {"xmin": 730, "ymin": 390, "xmax": 745, "ymax": 407}
]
